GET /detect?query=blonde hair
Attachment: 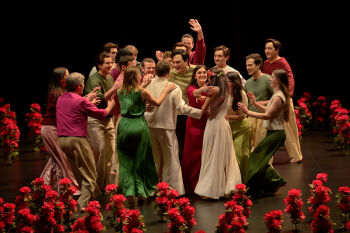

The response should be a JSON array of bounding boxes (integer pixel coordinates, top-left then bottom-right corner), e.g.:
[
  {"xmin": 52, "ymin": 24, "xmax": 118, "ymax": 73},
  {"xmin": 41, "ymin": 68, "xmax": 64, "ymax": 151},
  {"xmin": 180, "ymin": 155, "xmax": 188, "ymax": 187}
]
[{"xmin": 120, "ymin": 67, "xmax": 140, "ymax": 95}]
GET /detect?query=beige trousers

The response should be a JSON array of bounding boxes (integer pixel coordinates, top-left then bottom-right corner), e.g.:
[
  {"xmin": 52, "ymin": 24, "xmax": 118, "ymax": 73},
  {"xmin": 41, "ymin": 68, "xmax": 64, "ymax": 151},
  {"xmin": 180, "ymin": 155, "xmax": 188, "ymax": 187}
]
[
  {"xmin": 149, "ymin": 128, "xmax": 185, "ymax": 195},
  {"xmin": 248, "ymin": 117, "xmax": 267, "ymax": 152},
  {"xmin": 40, "ymin": 125, "xmax": 79, "ymax": 193},
  {"xmin": 58, "ymin": 136, "xmax": 101, "ymax": 208},
  {"xmin": 284, "ymin": 98, "xmax": 303, "ymax": 161},
  {"xmin": 87, "ymin": 117, "xmax": 116, "ymax": 191}
]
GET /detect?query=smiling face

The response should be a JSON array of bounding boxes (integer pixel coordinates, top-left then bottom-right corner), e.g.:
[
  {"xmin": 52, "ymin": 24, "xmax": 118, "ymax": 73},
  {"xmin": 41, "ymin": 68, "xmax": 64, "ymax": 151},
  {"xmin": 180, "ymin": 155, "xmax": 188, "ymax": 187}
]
[
  {"xmin": 195, "ymin": 67, "xmax": 208, "ymax": 87},
  {"xmin": 172, "ymin": 54, "xmax": 187, "ymax": 73},
  {"xmin": 142, "ymin": 61, "xmax": 156, "ymax": 75},
  {"xmin": 181, "ymin": 37, "xmax": 193, "ymax": 53},
  {"xmin": 214, "ymin": 50, "xmax": 229, "ymax": 68},
  {"xmin": 246, "ymin": 58, "xmax": 260, "ymax": 76},
  {"xmin": 98, "ymin": 57, "xmax": 114, "ymax": 75}
]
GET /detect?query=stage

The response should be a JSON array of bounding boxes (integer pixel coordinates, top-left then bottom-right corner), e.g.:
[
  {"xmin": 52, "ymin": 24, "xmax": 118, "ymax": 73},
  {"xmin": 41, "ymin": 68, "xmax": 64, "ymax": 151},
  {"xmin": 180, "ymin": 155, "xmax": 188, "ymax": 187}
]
[{"xmin": 1, "ymin": 126, "xmax": 349, "ymax": 232}]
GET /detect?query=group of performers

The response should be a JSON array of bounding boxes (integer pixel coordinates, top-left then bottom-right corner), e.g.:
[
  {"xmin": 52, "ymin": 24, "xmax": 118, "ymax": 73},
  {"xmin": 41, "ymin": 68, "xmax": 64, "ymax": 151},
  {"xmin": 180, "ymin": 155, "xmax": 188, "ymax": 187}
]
[{"xmin": 39, "ymin": 19, "xmax": 303, "ymax": 211}]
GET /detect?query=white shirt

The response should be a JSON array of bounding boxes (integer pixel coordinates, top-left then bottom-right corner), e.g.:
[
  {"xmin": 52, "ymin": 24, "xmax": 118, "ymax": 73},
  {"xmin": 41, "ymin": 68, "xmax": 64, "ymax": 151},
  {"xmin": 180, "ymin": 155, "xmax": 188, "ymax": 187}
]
[
  {"xmin": 144, "ymin": 76, "xmax": 202, "ymax": 129},
  {"xmin": 221, "ymin": 65, "xmax": 247, "ymax": 87}
]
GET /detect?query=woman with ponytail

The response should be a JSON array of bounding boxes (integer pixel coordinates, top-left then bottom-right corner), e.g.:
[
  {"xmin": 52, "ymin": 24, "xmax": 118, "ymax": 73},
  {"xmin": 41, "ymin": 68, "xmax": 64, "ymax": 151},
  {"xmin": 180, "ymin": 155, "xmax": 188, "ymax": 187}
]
[{"xmin": 238, "ymin": 69, "xmax": 290, "ymax": 197}]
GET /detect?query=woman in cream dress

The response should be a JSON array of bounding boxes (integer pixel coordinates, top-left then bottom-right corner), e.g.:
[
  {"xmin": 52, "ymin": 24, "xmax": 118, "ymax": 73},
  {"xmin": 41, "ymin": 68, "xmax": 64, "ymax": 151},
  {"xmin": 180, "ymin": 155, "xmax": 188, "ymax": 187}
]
[{"xmin": 194, "ymin": 69, "xmax": 242, "ymax": 199}]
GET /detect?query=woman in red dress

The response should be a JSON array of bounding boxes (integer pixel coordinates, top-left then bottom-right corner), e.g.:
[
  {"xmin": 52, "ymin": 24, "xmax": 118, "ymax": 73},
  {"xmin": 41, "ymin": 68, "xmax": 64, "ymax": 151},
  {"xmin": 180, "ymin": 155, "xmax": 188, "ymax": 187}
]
[{"xmin": 181, "ymin": 65, "xmax": 209, "ymax": 196}]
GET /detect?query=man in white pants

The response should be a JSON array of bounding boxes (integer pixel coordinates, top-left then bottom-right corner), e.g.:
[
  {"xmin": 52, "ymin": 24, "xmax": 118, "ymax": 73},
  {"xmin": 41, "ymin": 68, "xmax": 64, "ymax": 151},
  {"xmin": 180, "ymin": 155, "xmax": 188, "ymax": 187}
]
[{"xmin": 144, "ymin": 61, "xmax": 202, "ymax": 195}]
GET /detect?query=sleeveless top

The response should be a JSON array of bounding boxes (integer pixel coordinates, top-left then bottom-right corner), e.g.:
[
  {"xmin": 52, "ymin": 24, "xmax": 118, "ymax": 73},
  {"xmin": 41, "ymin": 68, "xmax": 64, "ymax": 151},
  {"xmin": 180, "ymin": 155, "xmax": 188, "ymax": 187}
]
[{"xmin": 262, "ymin": 90, "xmax": 286, "ymax": 130}]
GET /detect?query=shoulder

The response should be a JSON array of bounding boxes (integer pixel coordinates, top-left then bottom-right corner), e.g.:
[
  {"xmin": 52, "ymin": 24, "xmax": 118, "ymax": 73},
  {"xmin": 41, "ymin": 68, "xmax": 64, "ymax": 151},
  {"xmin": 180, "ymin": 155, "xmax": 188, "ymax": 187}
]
[
  {"xmin": 261, "ymin": 74, "xmax": 271, "ymax": 80},
  {"xmin": 189, "ymin": 65, "xmax": 196, "ymax": 72},
  {"xmin": 86, "ymin": 73, "xmax": 101, "ymax": 83}
]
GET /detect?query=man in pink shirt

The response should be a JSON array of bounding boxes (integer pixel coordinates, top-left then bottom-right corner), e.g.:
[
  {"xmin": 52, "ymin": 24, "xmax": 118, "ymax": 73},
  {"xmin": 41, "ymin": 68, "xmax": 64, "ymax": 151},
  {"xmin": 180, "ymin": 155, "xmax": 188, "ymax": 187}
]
[
  {"xmin": 57, "ymin": 72, "xmax": 114, "ymax": 211},
  {"xmin": 181, "ymin": 19, "xmax": 206, "ymax": 65},
  {"xmin": 262, "ymin": 38, "xmax": 303, "ymax": 163}
]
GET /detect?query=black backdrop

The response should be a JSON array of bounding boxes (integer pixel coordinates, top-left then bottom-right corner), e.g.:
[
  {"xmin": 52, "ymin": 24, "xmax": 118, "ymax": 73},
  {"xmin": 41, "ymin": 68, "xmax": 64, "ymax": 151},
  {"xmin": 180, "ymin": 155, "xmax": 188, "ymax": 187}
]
[{"xmin": 1, "ymin": 2, "xmax": 348, "ymax": 131}]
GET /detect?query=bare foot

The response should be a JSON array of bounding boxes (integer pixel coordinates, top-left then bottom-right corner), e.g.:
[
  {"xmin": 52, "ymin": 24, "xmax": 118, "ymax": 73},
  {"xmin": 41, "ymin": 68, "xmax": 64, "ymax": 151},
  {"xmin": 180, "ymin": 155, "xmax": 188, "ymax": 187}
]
[{"xmin": 290, "ymin": 158, "xmax": 302, "ymax": 163}]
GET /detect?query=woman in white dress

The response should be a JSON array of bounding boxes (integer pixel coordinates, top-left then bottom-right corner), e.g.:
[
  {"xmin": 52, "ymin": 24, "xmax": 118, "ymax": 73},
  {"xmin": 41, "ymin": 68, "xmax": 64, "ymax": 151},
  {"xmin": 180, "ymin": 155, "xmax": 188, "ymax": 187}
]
[{"xmin": 194, "ymin": 68, "xmax": 242, "ymax": 199}]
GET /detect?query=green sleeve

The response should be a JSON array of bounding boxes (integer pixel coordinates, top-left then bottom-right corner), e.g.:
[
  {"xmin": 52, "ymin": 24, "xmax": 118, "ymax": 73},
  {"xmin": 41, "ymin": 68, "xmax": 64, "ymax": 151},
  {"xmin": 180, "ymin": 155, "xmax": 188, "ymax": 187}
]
[{"xmin": 85, "ymin": 77, "xmax": 104, "ymax": 100}]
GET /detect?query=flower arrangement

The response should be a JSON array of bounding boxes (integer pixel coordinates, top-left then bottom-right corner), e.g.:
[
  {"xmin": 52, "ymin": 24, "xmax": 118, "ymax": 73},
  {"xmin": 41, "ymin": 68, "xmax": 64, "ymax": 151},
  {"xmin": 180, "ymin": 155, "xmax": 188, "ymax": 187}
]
[
  {"xmin": 332, "ymin": 106, "xmax": 350, "ymax": 155},
  {"xmin": 58, "ymin": 178, "xmax": 78, "ymax": 228},
  {"xmin": 166, "ymin": 197, "xmax": 196, "ymax": 233},
  {"xmin": 308, "ymin": 173, "xmax": 332, "ymax": 216},
  {"xmin": 153, "ymin": 181, "xmax": 171, "ymax": 222},
  {"xmin": 215, "ymin": 200, "xmax": 247, "ymax": 233},
  {"xmin": 295, "ymin": 94, "xmax": 312, "ymax": 136},
  {"xmin": 0, "ymin": 102, "xmax": 20, "ymax": 163},
  {"xmin": 283, "ymin": 189, "xmax": 305, "ymax": 232},
  {"xmin": 329, "ymin": 100, "xmax": 342, "ymax": 128},
  {"xmin": 263, "ymin": 210, "xmax": 283, "ymax": 233},
  {"xmin": 105, "ymin": 184, "xmax": 127, "ymax": 232},
  {"xmin": 311, "ymin": 96, "xmax": 327, "ymax": 126},
  {"xmin": 0, "ymin": 198, "xmax": 16, "ymax": 233},
  {"xmin": 122, "ymin": 209, "xmax": 146, "ymax": 233},
  {"xmin": 25, "ymin": 103, "xmax": 46, "ymax": 152},
  {"xmin": 11, "ymin": 177, "xmax": 80, "ymax": 232},
  {"xmin": 71, "ymin": 200, "xmax": 105, "ymax": 233},
  {"xmin": 336, "ymin": 186, "xmax": 350, "ymax": 230},
  {"xmin": 310, "ymin": 205, "xmax": 334, "ymax": 233},
  {"xmin": 231, "ymin": 184, "xmax": 253, "ymax": 221}
]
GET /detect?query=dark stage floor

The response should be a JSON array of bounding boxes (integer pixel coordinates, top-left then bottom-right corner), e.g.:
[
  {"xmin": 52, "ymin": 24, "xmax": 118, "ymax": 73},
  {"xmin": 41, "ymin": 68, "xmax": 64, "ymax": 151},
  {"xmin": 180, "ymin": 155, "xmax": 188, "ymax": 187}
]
[{"xmin": 1, "ymin": 127, "xmax": 349, "ymax": 232}]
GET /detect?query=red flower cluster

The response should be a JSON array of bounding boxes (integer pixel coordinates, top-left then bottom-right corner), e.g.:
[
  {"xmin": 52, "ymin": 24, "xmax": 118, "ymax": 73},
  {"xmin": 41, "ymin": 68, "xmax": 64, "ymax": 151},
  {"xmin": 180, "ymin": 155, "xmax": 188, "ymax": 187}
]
[
  {"xmin": 329, "ymin": 100, "xmax": 342, "ymax": 127},
  {"xmin": 14, "ymin": 177, "xmax": 67, "ymax": 232},
  {"xmin": 263, "ymin": 210, "xmax": 283, "ymax": 233},
  {"xmin": 336, "ymin": 186, "xmax": 350, "ymax": 229},
  {"xmin": 283, "ymin": 189, "xmax": 305, "ymax": 232},
  {"xmin": 330, "ymin": 100, "xmax": 350, "ymax": 155},
  {"xmin": 231, "ymin": 184, "xmax": 253, "ymax": 219},
  {"xmin": 337, "ymin": 186, "xmax": 350, "ymax": 213},
  {"xmin": 308, "ymin": 173, "xmax": 332, "ymax": 216},
  {"xmin": 10, "ymin": 177, "xmax": 81, "ymax": 232},
  {"xmin": 312, "ymin": 96, "xmax": 327, "ymax": 125},
  {"xmin": 58, "ymin": 178, "xmax": 78, "ymax": 227},
  {"xmin": 154, "ymin": 181, "xmax": 173, "ymax": 221},
  {"xmin": 216, "ymin": 200, "xmax": 247, "ymax": 233},
  {"xmin": 295, "ymin": 93, "xmax": 312, "ymax": 138},
  {"xmin": 106, "ymin": 193, "xmax": 127, "ymax": 232},
  {"xmin": 25, "ymin": 103, "xmax": 46, "ymax": 152},
  {"xmin": 0, "ymin": 197, "xmax": 16, "ymax": 232},
  {"xmin": 167, "ymin": 197, "xmax": 196, "ymax": 233},
  {"xmin": 347, "ymin": 221, "xmax": 350, "ymax": 231},
  {"xmin": 104, "ymin": 184, "xmax": 145, "ymax": 232},
  {"xmin": 0, "ymin": 102, "xmax": 20, "ymax": 163},
  {"xmin": 122, "ymin": 209, "xmax": 145, "ymax": 233},
  {"xmin": 153, "ymin": 182, "xmax": 196, "ymax": 232},
  {"xmin": 71, "ymin": 200, "xmax": 104, "ymax": 232},
  {"xmin": 310, "ymin": 204, "xmax": 334, "ymax": 233}
]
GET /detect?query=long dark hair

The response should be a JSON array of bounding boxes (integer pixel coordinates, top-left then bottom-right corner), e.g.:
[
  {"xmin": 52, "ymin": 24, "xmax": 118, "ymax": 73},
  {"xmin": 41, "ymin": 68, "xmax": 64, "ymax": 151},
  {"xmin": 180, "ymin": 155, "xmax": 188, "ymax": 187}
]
[
  {"xmin": 272, "ymin": 69, "xmax": 290, "ymax": 121},
  {"xmin": 208, "ymin": 67, "xmax": 229, "ymax": 102},
  {"xmin": 48, "ymin": 67, "xmax": 67, "ymax": 97},
  {"xmin": 226, "ymin": 71, "xmax": 242, "ymax": 111},
  {"xmin": 189, "ymin": 65, "xmax": 208, "ymax": 88}
]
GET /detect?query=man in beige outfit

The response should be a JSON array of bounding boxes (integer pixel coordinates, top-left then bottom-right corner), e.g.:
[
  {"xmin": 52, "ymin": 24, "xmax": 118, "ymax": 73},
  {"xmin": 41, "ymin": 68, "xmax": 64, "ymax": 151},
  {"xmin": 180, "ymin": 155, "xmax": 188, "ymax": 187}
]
[{"xmin": 144, "ymin": 61, "xmax": 202, "ymax": 195}]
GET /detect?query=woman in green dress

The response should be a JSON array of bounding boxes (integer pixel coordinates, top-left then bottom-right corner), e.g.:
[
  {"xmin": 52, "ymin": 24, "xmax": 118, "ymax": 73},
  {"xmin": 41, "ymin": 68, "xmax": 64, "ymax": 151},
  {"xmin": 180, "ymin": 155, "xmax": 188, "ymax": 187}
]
[
  {"xmin": 238, "ymin": 69, "xmax": 290, "ymax": 197},
  {"xmin": 226, "ymin": 71, "xmax": 251, "ymax": 182},
  {"xmin": 116, "ymin": 67, "xmax": 176, "ymax": 205}
]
